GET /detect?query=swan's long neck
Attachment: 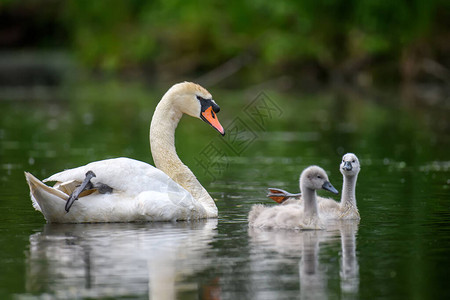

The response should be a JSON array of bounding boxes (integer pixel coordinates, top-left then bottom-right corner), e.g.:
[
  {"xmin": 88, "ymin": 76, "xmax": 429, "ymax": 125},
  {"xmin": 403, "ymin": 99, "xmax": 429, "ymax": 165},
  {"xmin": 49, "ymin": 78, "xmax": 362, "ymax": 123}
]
[
  {"xmin": 149, "ymin": 95, "xmax": 218, "ymax": 218},
  {"xmin": 301, "ymin": 184, "xmax": 319, "ymax": 217},
  {"xmin": 340, "ymin": 174, "xmax": 357, "ymax": 208}
]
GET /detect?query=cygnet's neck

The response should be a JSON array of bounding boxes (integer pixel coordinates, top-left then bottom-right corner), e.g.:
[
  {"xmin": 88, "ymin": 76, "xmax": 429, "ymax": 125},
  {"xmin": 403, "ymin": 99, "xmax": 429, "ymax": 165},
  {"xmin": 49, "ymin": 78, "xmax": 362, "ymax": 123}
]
[
  {"xmin": 341, "ymin": 174, "xmax": 358, "ymax": 208},
  {"xmin": 301, "ymin": 184, "xmax": 319, "ymax": 217},
  {"xmin": 149, "ymin": 95, "xmax": 218, "ymax": 217}
]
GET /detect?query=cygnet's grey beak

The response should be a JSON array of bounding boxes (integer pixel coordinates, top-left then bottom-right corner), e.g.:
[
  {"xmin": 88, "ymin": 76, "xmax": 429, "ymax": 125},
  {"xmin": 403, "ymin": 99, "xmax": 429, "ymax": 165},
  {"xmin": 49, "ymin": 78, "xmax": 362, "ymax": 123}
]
[
  {"xmin": 343, "ymin": 161, "xmax": 352, "ymax": 171},
  {"xmin": 322, "ymin": 181, "xmax": 339, "ymax": 194}
]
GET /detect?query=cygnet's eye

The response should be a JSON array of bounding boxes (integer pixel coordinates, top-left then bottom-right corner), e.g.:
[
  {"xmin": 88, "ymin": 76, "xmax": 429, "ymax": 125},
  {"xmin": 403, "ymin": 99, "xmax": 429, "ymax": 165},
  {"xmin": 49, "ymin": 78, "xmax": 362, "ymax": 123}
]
[
  {"xmin": 317, "ymin": 175, "xmax": 322, "ymax": 179},
  {"xmin": 352, "ymin": 160, "xmax": 355, "ymax": 163}
]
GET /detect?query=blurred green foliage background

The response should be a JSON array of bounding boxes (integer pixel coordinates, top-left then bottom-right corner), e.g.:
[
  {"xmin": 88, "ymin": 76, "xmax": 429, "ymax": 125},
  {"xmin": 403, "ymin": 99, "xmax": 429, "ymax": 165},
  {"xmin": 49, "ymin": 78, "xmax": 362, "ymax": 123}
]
[{"xmin": 0, "ymin": 0, "xmax": 449, "ymax": 87}]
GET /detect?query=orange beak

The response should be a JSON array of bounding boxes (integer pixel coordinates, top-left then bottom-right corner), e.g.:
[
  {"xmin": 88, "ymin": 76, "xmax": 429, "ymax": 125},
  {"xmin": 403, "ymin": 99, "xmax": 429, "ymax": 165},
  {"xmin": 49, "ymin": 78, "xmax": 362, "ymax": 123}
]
[{"xmin": 201, "ymin": 106, "xmax": 225, "ymax": 136}]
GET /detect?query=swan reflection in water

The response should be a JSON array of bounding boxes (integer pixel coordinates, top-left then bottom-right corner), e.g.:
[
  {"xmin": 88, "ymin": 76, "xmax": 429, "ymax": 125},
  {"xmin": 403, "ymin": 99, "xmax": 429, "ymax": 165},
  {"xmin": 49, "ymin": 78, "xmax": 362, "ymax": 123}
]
[
  {"xmin": 25, "ymin": 220, "xmax": 218, "ymax": 299},
  {"xmin": 248, "ymin": 221, "xmax": 359, "ymax": 299}
]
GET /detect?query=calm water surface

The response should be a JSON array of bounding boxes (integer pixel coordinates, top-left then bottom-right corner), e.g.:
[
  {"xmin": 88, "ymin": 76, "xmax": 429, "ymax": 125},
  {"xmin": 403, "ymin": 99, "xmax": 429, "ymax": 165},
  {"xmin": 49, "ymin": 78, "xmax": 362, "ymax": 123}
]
[{"xmin": 0, "ymin": 83, "xmax": 449, "ymax": 299}]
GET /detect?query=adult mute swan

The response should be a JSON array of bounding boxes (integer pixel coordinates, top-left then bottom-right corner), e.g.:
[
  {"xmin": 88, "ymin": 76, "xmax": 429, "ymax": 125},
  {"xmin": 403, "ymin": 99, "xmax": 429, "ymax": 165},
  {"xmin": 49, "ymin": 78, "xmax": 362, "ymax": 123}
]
[
  {"xmin": 267, "ymin": 153, "xmax": 361, "ymax": 220},
  {"xmin": 25, "ymin": 82, "xmax": 225, "ymax": 223},
  {"xmin": 248, "ymin": 166, "xmax": 338, "ymax": 230}
]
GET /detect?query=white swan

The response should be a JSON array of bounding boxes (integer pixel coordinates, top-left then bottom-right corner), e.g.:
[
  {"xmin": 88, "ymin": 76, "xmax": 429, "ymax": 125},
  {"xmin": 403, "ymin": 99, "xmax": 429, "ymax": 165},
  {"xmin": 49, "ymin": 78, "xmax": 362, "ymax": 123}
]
[
  {"xmin": 25, "ymin": 82, "xmax": 225, "ymax": 223},
  {"xmin": 267, "ymin": 153, "xmax": 361, "ymax": 220},
  {"xmin": 248, "ymin": 166, "xmax": 338, "ymax": 230}
]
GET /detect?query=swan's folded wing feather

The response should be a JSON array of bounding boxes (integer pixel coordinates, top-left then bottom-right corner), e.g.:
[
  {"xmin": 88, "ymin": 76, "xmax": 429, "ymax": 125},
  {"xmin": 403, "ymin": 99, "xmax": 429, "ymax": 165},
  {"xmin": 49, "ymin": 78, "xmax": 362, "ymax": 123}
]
[{"xmin": 44, "ymin": 157, "xmax": 190, "ymax": 197}]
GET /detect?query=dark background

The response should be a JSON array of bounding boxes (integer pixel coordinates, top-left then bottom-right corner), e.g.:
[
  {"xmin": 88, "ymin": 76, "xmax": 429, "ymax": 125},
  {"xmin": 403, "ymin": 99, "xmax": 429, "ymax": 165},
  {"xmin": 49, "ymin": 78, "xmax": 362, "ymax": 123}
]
[{"xmin": 1, "ymin": 0, "xmax": 449, "ymax": 91}]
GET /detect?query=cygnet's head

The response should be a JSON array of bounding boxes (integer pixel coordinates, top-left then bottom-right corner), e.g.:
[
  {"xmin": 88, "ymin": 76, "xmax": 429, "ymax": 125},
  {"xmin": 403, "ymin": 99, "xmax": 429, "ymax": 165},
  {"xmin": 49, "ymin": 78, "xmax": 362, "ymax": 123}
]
[
  {"xmin": 340, "ymin": 153, "xmax": 360, "ymax": 177},
  {"xmin": 165, "ymin": 82, "xmax": 225, "ymax": 135},
  {"xmin": 300, "ymin": 166, "xmax": 338, "ymax": 194}
]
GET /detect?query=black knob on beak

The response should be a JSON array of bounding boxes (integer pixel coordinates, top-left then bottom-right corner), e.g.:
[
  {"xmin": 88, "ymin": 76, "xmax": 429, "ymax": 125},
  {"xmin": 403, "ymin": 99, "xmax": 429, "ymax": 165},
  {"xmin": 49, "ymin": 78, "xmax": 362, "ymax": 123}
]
[
  {"xmin": 343, "ymin": 161, "xmax": 352, "ymax": 171},
  {"xmin": 212, "ymin": 102, "xmax": 220, "ymax": 113}
]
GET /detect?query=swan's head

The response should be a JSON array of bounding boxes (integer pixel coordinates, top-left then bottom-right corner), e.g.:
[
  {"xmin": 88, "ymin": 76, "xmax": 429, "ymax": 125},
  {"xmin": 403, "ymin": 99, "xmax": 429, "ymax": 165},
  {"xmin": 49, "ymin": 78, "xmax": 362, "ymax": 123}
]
[
  {"xmin": 340, "ymin": 153, "xmax": 360, "ymax": 177},
  {"xmin": 167, "ymin": 82, "xmax": 225, "ymax": 136},
  {"xmin": 300, "ymin": 166, "xmax": 338, "ymax": 194}
]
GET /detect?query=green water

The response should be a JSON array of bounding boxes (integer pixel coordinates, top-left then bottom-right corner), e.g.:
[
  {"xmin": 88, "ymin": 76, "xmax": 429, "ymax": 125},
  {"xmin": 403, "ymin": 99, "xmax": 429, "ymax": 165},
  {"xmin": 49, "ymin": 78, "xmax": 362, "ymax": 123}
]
[{"xmin": 0, "ymin": 82, "xmax": 449, "ymax": 299}]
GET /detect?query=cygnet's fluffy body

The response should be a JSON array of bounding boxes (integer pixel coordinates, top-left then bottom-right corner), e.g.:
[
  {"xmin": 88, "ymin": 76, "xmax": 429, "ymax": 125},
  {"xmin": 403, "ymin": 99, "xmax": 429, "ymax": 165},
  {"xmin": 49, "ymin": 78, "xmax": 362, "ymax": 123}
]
[
  {"xmin": 248, "ymin": 166, "xmax": 338, "ymax": 230},
  {"xmin": 266, "ymin": 153, "xmax": 361, "ymax": 220}
]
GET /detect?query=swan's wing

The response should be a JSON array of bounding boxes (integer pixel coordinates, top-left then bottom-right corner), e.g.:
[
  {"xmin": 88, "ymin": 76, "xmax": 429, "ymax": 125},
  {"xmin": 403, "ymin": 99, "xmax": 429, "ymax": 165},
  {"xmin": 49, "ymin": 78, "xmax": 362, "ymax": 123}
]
[{"xmin": 44, "ymin": 157, "xmax": 188, "ymax": 197}]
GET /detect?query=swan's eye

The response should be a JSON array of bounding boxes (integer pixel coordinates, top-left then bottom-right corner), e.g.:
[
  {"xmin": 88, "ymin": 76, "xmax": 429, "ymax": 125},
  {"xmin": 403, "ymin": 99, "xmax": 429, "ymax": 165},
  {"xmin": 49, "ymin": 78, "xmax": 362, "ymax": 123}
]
[{"xmin": 196, "ymin": 95, "xmax": 205, "ymax": 101}]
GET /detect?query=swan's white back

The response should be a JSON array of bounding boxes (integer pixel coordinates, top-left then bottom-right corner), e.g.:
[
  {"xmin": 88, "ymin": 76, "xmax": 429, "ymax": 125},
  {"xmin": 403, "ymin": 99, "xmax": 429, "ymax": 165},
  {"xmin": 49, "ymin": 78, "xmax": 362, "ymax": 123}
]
[
  {"xmin": 26, "ymin": 158, "xmax": 207, "ymax": 223},
  {"xmin": 45, "ymin": 157, "xmax": 188, "ymax": 197}
]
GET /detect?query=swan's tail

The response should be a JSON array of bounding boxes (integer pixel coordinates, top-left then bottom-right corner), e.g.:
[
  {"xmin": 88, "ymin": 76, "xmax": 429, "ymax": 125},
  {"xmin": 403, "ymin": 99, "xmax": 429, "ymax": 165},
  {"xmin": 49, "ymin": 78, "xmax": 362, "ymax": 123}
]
[
  {"xmin": 24, "ymin": 172, "xmax": 69, "ymax": 221},
  {"xmin": 248, "ymin": 204, "xmax": 266, "ymax": 226}
]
